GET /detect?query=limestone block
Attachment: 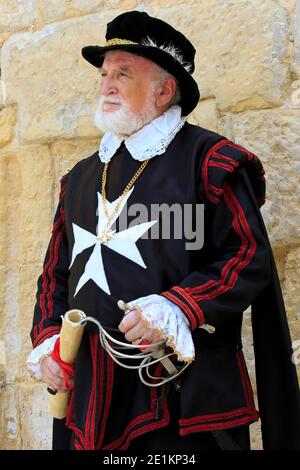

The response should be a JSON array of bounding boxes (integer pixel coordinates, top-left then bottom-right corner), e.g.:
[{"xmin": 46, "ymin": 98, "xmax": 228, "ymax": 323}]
[
  {"xmin": 1, "ymin": 147, "xmax": 52, "ymax": 265},
  {"xmin": 158, "ymin": 1, "xmax": 289, "ymax": 112},
  {"xmin": 50, "ymin": 138, "xmax": 99, "ymax": 198},
  {"xmin": 217, "ymin": 113, "xmax": 235, "ymax": 142},
  {"xmin": 0, "ymin": 32, "xmax": 11, "ymax": 48},
  {"xmin": 0, "ymin": 106, "xmax": 17, "ymax": 148},
  {"xmin": 285, "ymin": 247, "xmax": 300, "ymax": 383},
  {"xmin": 39, "ymin": 0, "xmax": 138, "ymax": 24},
  {"xmin": 1, "ymin": 11, "xmax": 120, "ymax": 142},
  {"xmin": 241, "ymin": 312, "xmax": 256, "ymax": 383},
  {"xmin": 38, "ymin": 0, "xmax": 66, "ymax": 25},
  {"xmin": 1, "ymin": 2, "xmax": 290, "ymax": 140},
  {"xmin": 16, "ymin": 383, "xmax": 52, "ymax": 450},
  {"xmin": 189, "ymin": 98, "xmax": 219, "ymax": 133},
  {"xmin": 230, "ymin": 109, "xmax": 300, "ymax": 246},
  {"xmin": 17, "ymin": 265, "xmax": 44, "ymax": 381},
  {"xmin": 0, "ymin": 266, "xmax": 7, "ymax": 384},
  {"xmin": 17, "ymin": 146, "xmax": 53, "ymax": 264},
  {"xmin": 64, "ymin": 0, "xmax": 138, "ymax": 18},
  {"xmin": 274, "ymin": 247, "xmax": 288, "ymax": 282},
  {"xmin": 292, "ymin": 1, "xmax": 300, "ymax": 77},
  {"xmin": 0, "ymin": 152, "xmax": 22, "ymax": 265},
  {"xmin": 0, "ymin": 384, "xmax": 20, "ymax": 450},
  {"xmin": 0, "ymin": 1, "xmax": 37, "ymax": 34},
  {"xmin": 0, "ymin": 79, "xmax": 4, "ymax": 106},
  {"xmin": 3, "ymin": 265, "xmax": 57, "ymax": 385},
  {"xmin": 0, "ymin": 155, "xmax": 8, "ymax": 264},
  {"xmin": 2, "ymin": 266, "xmax": 22, "ymax": 383},
  {"xmin": 279, "ymin": 0, "xmax": 297, "ymax": 14},
  {"xmin": 250, "ymin": 421, "xmax": 263, "ymax": 450},
  {"xmin": 285, "ymin": 247, "xmax": 300, "ymax": 324},
  {"xmin": 0, "ymin": 336, "xmax": 6, "ymax": 383}
]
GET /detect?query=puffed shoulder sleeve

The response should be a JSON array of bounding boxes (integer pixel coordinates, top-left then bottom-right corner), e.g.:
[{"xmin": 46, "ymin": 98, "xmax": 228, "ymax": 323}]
[
  {"xmin": 161, "ymin": 139, "xmax": 272, "ymax": 331},
  {"xmin": 30, "ymin": 173, "xmax": 70, "ymax": 348}
]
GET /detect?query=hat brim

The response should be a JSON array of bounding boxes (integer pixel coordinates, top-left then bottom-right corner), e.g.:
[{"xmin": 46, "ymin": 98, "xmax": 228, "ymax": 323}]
[{"xmin": 81, "ymin": 44, "xmax": 200, "ymax": 116}]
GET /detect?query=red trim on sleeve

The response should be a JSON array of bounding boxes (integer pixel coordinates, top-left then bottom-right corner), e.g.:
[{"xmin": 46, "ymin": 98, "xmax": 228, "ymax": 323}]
[
  {"xmin": 32, "ymin": 175, "xmax": 68, "ymax": 343},
  {"xmin": 202, "ymin": 139, "xmax": 265, "ymax": 206},
  {"xmin": 172, "ymin": 286, "xmax": 205, "ymax": 325},
  {"xmin": 202, "ymin": 139, "xmax": 230, "ymax": 204},
  {"xmin": 163, "ymin": 180, "xmax": 257, "ymax": 329},
  {"xmin": 210, "ymin": 151, "xmax": 239, "ymax": 170},
  {"xmin": 33, "ymin": 326, "xmax": 61, "ymax": 348},
  {"xmin": 47, "ymin": 213, "xmax": 65, "ymax": 316},
  {"xmin": 209, "ymin": 160, "xmax": 237, "ymax": 173},
  {"xmin": 33, "ymin": 211, "xmax": 64, "ymax": 341},
  {"xmin": 189, "ymin": 182, "xmax": 256, "ymax": 301},
  {"xmin": 161, "ymin": 290, "xmax": 198, "ymax": 331}
]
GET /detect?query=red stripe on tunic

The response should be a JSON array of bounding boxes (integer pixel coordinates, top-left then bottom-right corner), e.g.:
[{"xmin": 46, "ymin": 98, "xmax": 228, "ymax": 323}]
[
  {"xmin": 33, "ymin": 212, "xmax": 64, "ymax": 339},
  {"xmin": 33, "ymin": 178, "xmax": 68, "ymax": 340},
  {"xmin": 188, "ymin": 182, "xmax": 256, "ymax": 301},
  {"xmin": 96, "ymin": 350, "xmax": 114, "ymax": 449}
]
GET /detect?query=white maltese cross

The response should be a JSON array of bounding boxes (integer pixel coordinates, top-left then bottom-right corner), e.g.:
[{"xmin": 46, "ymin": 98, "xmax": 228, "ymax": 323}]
[{"xmin": 69, "ymin": 187, "xmax": 157, "ymax": 296}]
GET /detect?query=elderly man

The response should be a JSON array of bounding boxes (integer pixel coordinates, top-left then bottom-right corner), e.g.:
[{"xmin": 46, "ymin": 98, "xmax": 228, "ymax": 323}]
[{"xmin": 27, "ymin": 11, "xmax": 300, "ymax": 450}]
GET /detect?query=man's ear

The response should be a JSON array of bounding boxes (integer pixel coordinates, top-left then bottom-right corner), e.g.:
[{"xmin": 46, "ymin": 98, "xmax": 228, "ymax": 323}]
[{"xmin": 156, "ymin": 76, "xmax": 177, "ymax": 108}]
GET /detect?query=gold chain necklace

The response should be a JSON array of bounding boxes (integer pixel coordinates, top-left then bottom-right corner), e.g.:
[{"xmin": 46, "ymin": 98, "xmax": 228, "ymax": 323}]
[{"xmin": 98, "ymin": 160, "xmax": 149, "ymax": 243}]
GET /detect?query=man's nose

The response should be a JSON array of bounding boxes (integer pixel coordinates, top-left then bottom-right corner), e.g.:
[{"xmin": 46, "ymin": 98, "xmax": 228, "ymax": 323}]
[{"xmin": 99, "ymin": 76, "xmax": 118, "ymax": 96}]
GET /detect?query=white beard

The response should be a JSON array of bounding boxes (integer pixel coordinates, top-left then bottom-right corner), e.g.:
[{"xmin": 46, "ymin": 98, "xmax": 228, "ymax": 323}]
[{"xmin": 94, "ymin": 91, "xmax": 159, "ymax": 137}]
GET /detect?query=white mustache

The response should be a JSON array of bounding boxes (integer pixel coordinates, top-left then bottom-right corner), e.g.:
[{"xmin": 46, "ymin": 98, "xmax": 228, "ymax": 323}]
[{"xmin": 99, "ymin": 96, "xmax": 123, "ymax": 106}]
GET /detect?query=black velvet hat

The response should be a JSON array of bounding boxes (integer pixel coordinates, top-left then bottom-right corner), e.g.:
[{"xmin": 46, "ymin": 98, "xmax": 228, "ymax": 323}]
[{"xmin": 81, "ymin": 11, "xmax": 200, "ymax": 116}]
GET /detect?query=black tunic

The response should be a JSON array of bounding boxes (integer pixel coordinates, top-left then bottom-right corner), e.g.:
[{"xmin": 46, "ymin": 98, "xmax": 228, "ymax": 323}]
[{"xmin": 30, "ymin": 122, "xmax": 300, "ymax": 450}]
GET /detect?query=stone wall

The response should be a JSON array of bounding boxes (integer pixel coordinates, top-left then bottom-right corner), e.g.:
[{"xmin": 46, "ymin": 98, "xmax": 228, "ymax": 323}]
[{"xmin": 0, "ymin": 0, "xmax": 299, "ymax": 450}]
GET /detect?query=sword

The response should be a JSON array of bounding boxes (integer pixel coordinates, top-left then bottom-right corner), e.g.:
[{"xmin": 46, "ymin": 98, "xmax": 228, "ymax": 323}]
[{"xmin": 117, "ymin": 299, "xmax": 182, "ymax": 388}]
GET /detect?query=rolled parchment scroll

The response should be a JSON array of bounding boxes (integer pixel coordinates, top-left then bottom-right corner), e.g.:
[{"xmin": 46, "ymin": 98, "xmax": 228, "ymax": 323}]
[{"xmin": 49, "ymin": 309, "xmax": 86, "ymax": 419}]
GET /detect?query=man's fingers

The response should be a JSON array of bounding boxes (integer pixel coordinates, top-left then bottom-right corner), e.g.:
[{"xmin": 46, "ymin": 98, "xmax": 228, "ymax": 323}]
[
  {"xmin": 43, "ymin": 370, "xmax": 65, "ymax": 391},
  {"xmin": 41, "ymin": 355, "xmax": 64, "ymax": 379},
  {"xmin": 132, "ymin": 338, "xmax": 142, "ymax": 345},
  {"xmin": 118, "ymin": 308, "xmax": 164, "ymax": 348},
  {"xmin": 44, "ymin": 370, "xmax": 73, "ymax": 393},
  {"xmin": 118, "ymin": 309, "xmax": 141, "ymax": 333},
  {"xmin": 48, "ymin": 360, "xmax": 64, "ymax": 378},
  {"xmin": 124, "ymin": 323, "xmax": 146, "ymax": 342},
  {"xmin": 40, "ymin": 356, "xmax": 73, "ymax": 392}
]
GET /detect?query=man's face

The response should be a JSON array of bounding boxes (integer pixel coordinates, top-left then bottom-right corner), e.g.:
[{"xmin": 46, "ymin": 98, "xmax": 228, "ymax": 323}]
[
  {"xmin": 98, "ymin": 50, "xmax": 159, "ymax": 114},
  {"xmin": 94, "ymin": 50, "xmax": 164, "ymax": 136}
]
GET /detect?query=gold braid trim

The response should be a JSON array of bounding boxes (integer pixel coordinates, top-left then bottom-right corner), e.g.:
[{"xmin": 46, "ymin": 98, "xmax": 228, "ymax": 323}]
[{"xmin": 105, "ymin": 38, "xmax": 139, "ymax": 47}]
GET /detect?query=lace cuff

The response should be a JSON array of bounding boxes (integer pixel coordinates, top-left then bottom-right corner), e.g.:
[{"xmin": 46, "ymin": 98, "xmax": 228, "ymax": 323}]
[
  {"xmin": 26, "ymin": 334, "xmax": 59, "ymax": 382},
  {"xmin": 126, "ymin": 294, "xmax": 195, "ymax": 363}
]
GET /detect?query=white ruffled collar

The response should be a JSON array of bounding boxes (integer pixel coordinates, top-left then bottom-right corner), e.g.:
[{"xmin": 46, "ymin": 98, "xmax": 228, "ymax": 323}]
[{"xmin": 98, "ymin": 105, "xmax": 186, "ymax": 163}]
